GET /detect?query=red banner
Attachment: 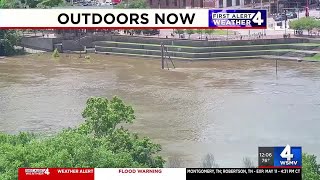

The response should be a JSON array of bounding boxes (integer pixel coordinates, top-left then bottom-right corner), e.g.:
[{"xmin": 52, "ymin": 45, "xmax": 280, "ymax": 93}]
[{"xmin": 18, "ymin": 168, "xmax": 94, "ymax": 180}]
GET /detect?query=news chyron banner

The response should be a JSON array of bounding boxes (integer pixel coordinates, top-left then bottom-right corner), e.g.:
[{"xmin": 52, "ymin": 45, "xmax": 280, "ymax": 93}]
[
  {"xmin": 18, "ymin": 145, "xmax": 302, "ymax": 180},
  {"xmin": 18, "ymin": 168, "xmax": 185, "ymax": 180},
  {"xmin": 18, "ymin": 167, "xmax": 301, "ymax": 180},
  {"xmin": 0, "ymin": 9, "xmax": 267, "ymax": 29}
]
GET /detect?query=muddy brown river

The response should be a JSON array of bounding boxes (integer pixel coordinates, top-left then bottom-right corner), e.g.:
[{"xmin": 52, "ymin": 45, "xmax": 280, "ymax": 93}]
[{"xmin": 0, "ymin": 53, "xmax": 319, "ymax": 167}]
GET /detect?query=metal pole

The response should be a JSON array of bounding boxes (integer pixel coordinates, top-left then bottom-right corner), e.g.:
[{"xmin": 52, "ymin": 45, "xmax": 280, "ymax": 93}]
[
  {"xmin": 276, "ymin": 59, "xmax": 278, "ymax": 76},
  {"xmin": 261, "ymin": 0, "xmax": 264, "ymax": 37},
  {"xmin": 284, "ymin": 9, "xmax": 287, "ymax": 35},
  {"xmin": 161, "ymin": 42, "xmax": 164, "ymax": 69},
  {"xmin": 227, "ymin": 29, "xmax": 229, "ymax": 40},
  {"xmin": 269, "ymin": 0, "xmax": 271, "ymax": 15}
]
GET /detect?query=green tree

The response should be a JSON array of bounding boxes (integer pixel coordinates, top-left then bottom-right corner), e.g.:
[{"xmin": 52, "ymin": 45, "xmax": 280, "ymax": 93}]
[
  {"xmin": 289, "ymin": 17, "xmax": 318, "ymax": 35},
  {"xmin": 174, "ymin": 29, "xmax": 185, "ymax": 38},
  {"xmin": 37, "ymin": 0, "xmax": 64, "ymax": 7},
  {"xmin": 0, "ymin": 96, "xmax": 165, "ymax": 180},
  {"xmin": 185, "ymin": 29, "xmax": 194, "ymax": 39},
  {"xmin": 195, "ymin": 29, "xmax": 203, "ymax": 39},
  {"xmin": 117, "ymin": 0, "xmax": 147, "ymax": 9},
  {"xmin": 204, "ymin": 29, "xmax": 213, "ymax": 39},
  {"xmin": 302, "ymin": 153, "xmax": 320, "ymax": 180},
  {"xmin": 81, "ymin": 96, "xmax": 135, "ymax": 137},
  {"xmin": 206, "ymin": 29, "xmax": 215, "ymax": 39},
  {"xmin": 20, "ymin": 0, "xmax": 41, "ymax": 8},
  {"xmin": 0, "ymin": 30, "xmax": 21, "ymax": 56},
  {"xmin": 0, "ymin": 0, "xmax": 24, "ymax": 8}
]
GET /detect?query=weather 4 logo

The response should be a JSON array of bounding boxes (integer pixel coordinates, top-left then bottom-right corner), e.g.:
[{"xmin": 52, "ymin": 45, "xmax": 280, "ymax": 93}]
[{"xmin": 274, "ymin": 145, "xmax": 302, "ymax": 167}]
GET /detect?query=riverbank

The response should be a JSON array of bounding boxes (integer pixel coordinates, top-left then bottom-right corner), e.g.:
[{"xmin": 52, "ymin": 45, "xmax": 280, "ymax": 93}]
[{"xmin": 20, "ymin": 34, "xmax": 320, "ymax": 61}]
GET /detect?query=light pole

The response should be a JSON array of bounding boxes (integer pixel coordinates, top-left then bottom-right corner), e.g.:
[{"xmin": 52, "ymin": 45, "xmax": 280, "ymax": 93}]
[
  {"xmin": 284, "ymin": 9, "xmax": 287, "ymax": 35},
  {"xmin": 306, "ymin": 0, "xmax": 310, "ymax": 17},
  {"xmin": 261, "ymin": 0, "xmax": 265, "ymax": 37}
]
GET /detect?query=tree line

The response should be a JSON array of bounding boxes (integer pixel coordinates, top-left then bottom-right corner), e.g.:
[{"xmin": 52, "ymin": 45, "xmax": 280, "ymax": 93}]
[
  {"xmin": 289, "ymin": 17, "xmax": 320, "ymax": 35},
  {"xmin": 0, "ymin": 0, "xmax": 67, "ymax": 8},
  {"xmin": 0, "ymin": 0, "xmax": 68, "ymax": 56}
]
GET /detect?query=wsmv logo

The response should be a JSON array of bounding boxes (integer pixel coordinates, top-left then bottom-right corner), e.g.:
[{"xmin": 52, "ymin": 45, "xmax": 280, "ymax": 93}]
[
  {"xmin": 25, "ymin": 168, "xmax": 50, "ymax": 175},
  {"xmin": 274, "ymin": 145, "xmax": 302, "ymax": 167}
]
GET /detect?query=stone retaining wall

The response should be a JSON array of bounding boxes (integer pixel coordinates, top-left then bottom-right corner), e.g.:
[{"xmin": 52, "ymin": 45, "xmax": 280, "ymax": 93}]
[{"xmin": 21, "ymin": 37, "xmax": 62, "ymax": 51}]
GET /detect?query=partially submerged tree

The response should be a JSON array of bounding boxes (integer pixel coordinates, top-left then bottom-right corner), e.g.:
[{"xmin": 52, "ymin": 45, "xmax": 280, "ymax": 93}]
[
  {"xmin": 167, "ymin": 156, "xmax": 184, "ymax": 168},
  {"xmin": 201, "ymin": 153, "xmax": 219, "ymax": 168},
  {"xmin": 243, "ymin": 157, "xmax": 255, "ymax": 168}
]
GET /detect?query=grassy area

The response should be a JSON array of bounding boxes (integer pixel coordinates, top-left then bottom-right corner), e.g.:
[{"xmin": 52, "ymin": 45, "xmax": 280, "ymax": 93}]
[
  {"xmin": 304, "ymin": 54, "xmax": 320, "ymax": 61},
  {"xmin": 212, "ymin": 30, "xmax": 229, "ymax": 35}
]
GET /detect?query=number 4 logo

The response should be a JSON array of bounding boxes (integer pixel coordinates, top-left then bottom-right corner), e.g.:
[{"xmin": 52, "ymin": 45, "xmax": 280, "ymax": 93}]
[
  {"xmin": 252, "ymin": 11, "xmax": 264, "ymax": 26},
  {"xmin": 280, "ymin": 144, "xmax": 294, "ymax": 161}
]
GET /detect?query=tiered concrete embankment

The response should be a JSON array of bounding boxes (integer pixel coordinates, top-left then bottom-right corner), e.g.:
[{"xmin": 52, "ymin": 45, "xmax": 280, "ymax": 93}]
[{"xmin": 94, "ymin": 37, "xmax": 319, "ymax": 60}]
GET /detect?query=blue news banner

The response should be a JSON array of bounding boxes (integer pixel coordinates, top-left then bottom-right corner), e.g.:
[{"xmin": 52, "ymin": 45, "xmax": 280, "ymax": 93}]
[{"xmin": 208, "ymin": 9, "xmax": 267, "ymax": 29}]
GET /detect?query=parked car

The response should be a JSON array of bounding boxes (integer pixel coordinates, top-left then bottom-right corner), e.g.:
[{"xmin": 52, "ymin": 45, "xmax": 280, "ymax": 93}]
[
  {"xmin": 142, "ymin": 29, "xmax": 160, "ymax": 36},
  {"xmin": 286, "ymin": 12, "xmax": 297, "ymax": 19},
  {"xmin": 274, "ymin": 14, "xmax": 286, "ymax": 21}
]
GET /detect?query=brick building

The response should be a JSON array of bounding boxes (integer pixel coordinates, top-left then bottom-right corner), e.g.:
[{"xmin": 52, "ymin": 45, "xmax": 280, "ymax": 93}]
[
  {"xmin": 147, "ymin": 0, "xmax": 258, "ymax": 8},
  {"xmin": 148, "ymin": 0, "xmax": 217, "ymax": 8}
]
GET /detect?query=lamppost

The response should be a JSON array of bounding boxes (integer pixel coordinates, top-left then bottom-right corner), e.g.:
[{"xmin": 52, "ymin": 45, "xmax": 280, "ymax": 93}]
[
  {"xmin": 261, "ymin": 0, "xmax": 265, "ymax": 37},
  {"xmin": 306, "ymin": 0, "xmax": 310, "ymax": 17}
]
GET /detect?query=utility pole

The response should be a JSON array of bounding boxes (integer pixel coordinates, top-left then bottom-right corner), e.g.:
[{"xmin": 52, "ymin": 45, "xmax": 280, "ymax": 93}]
[{"xmin": 161, "ymin": 42, "xmax": 164, "ymax": 69}]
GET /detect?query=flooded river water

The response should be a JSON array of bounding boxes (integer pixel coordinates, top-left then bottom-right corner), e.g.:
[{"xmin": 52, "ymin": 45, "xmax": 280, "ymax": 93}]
[{"xmin": 0, "ymin": 53, "xmax": 319, "ymax": 167}]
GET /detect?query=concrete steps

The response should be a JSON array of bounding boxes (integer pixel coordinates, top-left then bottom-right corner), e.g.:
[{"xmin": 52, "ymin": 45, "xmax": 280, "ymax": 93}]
[
  {"xmin": 93, "ymin": 40, "xmax": 320, "ymax": 60},
  {"xmin": 95, "ymin": 45, "xmax": 290, "ymax": 58},
  {"xmin": 94, "ymin": 41, "xmax": 319, "ymax": 53},
  {"xmin": 95, "ymin": 51, "xmax": 261, "ymax": 61}
]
